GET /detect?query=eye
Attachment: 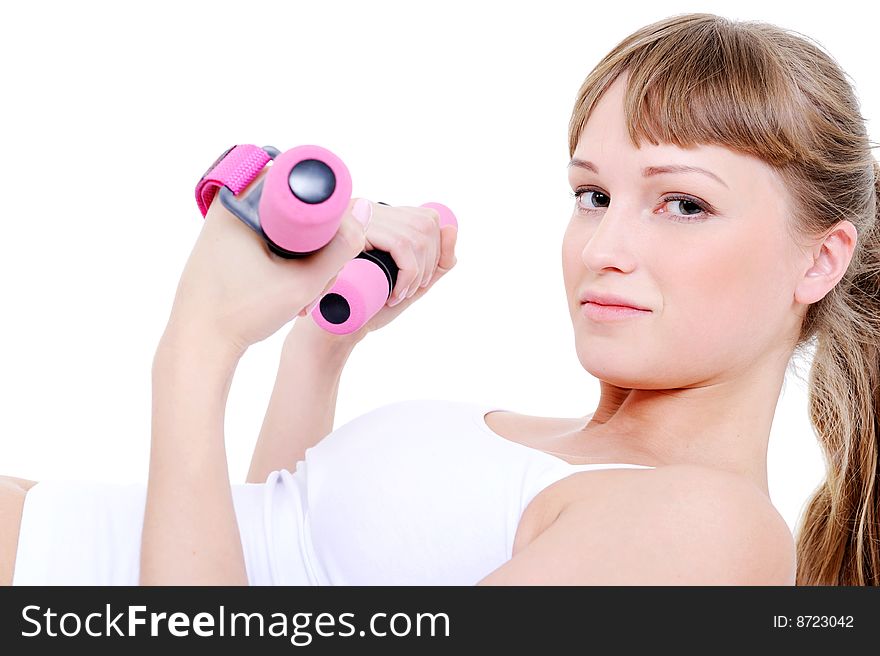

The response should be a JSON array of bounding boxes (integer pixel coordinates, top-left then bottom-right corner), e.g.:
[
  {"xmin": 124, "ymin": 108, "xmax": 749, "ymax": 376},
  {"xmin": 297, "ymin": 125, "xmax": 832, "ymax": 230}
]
[
  {"xmin": 572, "ymin": 188, "xmax": 610, "ymax": 210},
  {"xmin": 570, "ymin": 188, "xmax": 712, "ymax": 223}
]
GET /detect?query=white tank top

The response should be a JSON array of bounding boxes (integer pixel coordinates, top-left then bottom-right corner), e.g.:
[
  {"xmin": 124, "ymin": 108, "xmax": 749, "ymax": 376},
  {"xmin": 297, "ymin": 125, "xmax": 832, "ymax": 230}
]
[
  {"xmin": 282, "ymin": 399, "xmax": 656, "ymax": 585},
  {"xmin": 12, "ymin": 399, "xmax": 655, "ymax": 586}
]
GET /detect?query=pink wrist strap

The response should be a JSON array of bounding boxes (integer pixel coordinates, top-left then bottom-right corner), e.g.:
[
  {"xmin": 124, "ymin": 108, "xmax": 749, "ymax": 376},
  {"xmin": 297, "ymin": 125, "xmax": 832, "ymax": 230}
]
[{"xmin": 195, "ymin": 144, "xmax": 273, "ymax": 217}]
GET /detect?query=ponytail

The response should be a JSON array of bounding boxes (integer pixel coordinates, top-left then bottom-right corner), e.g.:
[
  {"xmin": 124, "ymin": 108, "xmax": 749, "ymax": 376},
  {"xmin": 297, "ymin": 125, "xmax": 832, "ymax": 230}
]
[{"xmin": 794, "ymin": 161, "xmax": 880, "ymax": 585}]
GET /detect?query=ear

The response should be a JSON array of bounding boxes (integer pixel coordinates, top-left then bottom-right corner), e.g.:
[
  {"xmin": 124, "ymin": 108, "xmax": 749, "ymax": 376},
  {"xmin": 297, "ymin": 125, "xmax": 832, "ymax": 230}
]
[{"xmin": 794, "ymin": 219, "xmax": 859, "ymax": 305}]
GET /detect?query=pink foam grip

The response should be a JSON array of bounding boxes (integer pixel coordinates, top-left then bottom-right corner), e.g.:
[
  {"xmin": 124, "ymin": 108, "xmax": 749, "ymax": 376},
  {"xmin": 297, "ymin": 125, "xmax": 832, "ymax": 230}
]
[
  {"xmin": 259, "ymin": 145, "xmax": 353, "ymax": 253},
  {"xmin": 310, "ymin": 257, "xmax": 390, "ymax": 335},
  {"xmin": 420, "ymin": 201, "xmax": 458, "ymax": 230},
  {"xmin": 311, "ymin": 201, "xmax": 458, "ymax": 335}
]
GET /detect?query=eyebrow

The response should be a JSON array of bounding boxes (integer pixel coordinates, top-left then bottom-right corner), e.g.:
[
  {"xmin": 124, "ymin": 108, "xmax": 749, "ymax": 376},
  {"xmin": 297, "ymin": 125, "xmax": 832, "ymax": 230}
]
[{"xmin": 568, "ymin": 158, "xmax": 729, "ymax": 190}]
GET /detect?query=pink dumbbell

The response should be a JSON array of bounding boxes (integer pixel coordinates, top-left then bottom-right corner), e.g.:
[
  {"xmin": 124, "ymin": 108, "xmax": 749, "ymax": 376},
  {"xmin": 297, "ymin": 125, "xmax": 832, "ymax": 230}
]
[
  {"xmin": 309, "ymin": 201, "xmax": 458, "ymax": 335},
  {"xmin": 195, "ymin": 143, "xmax": 457, "ymax": 335},
  {"xmin": 197, "ymin": 144, "xmax": 353, "ymax": 257}
]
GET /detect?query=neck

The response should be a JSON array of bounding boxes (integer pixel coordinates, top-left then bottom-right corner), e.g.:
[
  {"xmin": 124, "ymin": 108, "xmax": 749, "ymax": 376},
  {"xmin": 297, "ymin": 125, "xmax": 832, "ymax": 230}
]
[{"xmin": 574, "ymin": 346, "xmax": 794, "ymax": 496}]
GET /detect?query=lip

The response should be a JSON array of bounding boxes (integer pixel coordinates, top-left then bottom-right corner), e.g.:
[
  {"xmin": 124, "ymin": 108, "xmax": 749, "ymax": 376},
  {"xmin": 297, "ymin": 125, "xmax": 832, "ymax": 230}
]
[
  {"xmin": 581, "ymin": 302, "xmax": 651, "ymax": 322},
  {"xmin": 579, "ymin": 290, "xmax": 651, "ymax": 312}
]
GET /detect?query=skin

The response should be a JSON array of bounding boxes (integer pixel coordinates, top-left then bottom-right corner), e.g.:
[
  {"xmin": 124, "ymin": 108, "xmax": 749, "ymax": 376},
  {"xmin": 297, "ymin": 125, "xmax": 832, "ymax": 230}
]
[
  {"xmin": 0, "ymin": 476, "xmax": 37, "ymax": 586},
  {"xmin": 0, "ymin": 175, "xmax": 456, "ymax": 585},
  {"xmin": 0, "ymin": 72, "xmax": 858, "ymax": 585},
  {"xmin": 552, "ymin": 73, "xmax": 858, "ymax": 496}
]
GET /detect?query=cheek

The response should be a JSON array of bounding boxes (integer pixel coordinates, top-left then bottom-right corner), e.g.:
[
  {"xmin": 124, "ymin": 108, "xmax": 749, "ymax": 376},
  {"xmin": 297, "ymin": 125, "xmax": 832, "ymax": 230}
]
[
  {"xmin": 665, "ymin": 235, "xmax": 787, "ymax": 361},
  {"xmin": 560, "ymin": 224, "xmax": 584, "ymax": 293}
]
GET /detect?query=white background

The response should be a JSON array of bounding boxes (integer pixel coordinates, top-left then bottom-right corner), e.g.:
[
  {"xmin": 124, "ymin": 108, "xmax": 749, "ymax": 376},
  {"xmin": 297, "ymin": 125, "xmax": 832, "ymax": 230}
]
[{"xmin": 0, "ymin": 0, "xmax": 875, "ymax": 536}]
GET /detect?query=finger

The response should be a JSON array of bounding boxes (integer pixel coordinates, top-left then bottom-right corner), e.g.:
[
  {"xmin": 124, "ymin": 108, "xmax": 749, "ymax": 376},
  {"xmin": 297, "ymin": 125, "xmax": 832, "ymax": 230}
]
[
  {"xmin": 390, "ymin": 234, "xmax": 420, "ymax": 306},
  {"xmin": 415, "ymin": 209, "xmax": 441, "ymax": 294},
  {"xmin": 388, "ymin": 206, "xmax": 438, "ymax": 299},
  {"xmin": 417, "ymin": 224, "xmax": 458, "ymax": 292},
  {"xmin": 391, "ymin": 223, "xmax": 458, "ymax": 309},
  {"xmin": 437, "ymin": 224, "xmax": 458, "ymax": 272},
  {"xmin": 361, "ymin": 218, "xmax": 421, "ymax": 306},
  {"xmin": 404, "ymin": 225, "xmax": 429, "ymax": 300}
]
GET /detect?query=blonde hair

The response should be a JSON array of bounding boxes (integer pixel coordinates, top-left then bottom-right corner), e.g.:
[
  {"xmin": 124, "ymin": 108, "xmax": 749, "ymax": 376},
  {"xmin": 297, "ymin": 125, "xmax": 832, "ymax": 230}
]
[{"xmin": 567, "ymin": 12, "xmax": 880, "ymax": 585}]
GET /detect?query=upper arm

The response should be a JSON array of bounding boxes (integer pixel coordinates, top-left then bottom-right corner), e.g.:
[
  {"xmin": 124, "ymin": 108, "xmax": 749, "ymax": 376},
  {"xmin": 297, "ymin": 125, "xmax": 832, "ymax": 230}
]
[{"xmin": 476, "ymin": 466, "xmax": 795, "ymax": 585}]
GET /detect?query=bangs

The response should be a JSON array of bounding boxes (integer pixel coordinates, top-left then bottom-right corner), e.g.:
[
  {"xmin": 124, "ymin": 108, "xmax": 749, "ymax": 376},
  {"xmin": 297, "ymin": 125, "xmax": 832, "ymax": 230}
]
[{"xmin": 568, "ymin": 16, "xmax": 819, "ymax": 168}]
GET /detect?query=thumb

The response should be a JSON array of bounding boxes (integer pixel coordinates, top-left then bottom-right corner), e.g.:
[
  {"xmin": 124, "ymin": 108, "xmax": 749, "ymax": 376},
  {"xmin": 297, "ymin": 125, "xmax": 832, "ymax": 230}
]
[{"xmin": 438, "ymin": 224, "xmax": 458, "ymax": 271}]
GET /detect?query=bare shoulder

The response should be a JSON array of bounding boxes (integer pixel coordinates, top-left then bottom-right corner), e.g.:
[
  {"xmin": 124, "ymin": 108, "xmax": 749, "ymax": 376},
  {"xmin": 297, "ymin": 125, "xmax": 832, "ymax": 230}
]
[
  {"xmin": 1, "ymin": 476, "xmax": 38, "ymax": 586},
  {"xmin": 478, "ymin": 464, "xmax": 796, "ymax": 586},
  {"xmin": 569, "ymin": 464, "xmax": 796, "ymax": 584}
]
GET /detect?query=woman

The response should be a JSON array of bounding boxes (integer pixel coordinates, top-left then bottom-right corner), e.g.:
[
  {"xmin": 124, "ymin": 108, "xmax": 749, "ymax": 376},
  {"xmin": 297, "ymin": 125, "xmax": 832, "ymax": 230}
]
[{"xmin": 3, "ymin": 12, "xmax": 877, "ymax": 586}]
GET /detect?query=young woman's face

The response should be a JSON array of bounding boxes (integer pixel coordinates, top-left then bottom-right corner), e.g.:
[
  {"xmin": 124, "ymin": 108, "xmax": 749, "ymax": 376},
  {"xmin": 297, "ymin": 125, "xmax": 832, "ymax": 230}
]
[{"xmin": 561, "ymin": 74, "xmax": 804, "ymax": 389}]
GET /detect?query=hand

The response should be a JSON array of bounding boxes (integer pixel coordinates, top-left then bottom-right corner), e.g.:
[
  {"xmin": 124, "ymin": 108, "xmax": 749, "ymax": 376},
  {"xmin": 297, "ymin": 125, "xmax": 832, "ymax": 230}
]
[
  {"xmin": 164, "ymin": 167, "xmax": 369, "ymax": 356},
  {"xmin": 295, "ymin": 202, "xmax": 459, "ymax": 346}
]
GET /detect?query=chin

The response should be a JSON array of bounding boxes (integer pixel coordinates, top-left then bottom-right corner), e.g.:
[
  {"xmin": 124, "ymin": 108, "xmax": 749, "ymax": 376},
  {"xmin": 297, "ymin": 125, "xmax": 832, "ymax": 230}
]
[
  {"xmin": 575, "ymin": 345, "xmax": 636, "ymax": 384},
  {"xmin": 583, "ymin": 367, "xmax": 640, "ymax": 388},
  {"xmin": 574, "ymin": 340, "xmax": 667, "ymax": 389}
]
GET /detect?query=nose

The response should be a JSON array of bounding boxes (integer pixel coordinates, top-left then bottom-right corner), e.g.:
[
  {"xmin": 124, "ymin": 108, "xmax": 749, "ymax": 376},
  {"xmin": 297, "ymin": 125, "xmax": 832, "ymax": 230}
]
[{"xmin": 580, "ymin": 201, "xmax": 640, "ymax": 274}]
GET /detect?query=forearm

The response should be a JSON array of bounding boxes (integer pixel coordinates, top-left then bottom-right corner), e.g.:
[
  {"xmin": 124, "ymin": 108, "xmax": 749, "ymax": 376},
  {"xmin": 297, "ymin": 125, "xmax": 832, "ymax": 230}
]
[
  {"xmin": 142, "ymin": 328, "xmax": 247, "ymax": 585},
  {"xmin": 246, "ymin": 319, "xmax": 356, "ymax": 483}
]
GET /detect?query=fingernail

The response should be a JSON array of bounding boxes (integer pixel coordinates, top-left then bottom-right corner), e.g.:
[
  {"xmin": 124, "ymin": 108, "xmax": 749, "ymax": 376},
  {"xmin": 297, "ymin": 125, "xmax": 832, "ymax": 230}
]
[{"xmin": 352, "ymin": 198, "xmax": 372, "ymax": 230}]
